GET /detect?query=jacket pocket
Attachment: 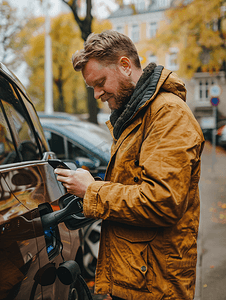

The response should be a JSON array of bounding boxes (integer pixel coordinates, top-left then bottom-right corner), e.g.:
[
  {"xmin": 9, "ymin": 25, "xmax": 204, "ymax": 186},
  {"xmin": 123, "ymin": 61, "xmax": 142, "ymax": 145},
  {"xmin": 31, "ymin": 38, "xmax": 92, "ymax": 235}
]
[
  {"xmin": 111, "ymin": 223, "xmax": 158, "ymax": 294},
  {"xmin": 113, "ymin": 222, "xmax": 157, "ymax": 242}
]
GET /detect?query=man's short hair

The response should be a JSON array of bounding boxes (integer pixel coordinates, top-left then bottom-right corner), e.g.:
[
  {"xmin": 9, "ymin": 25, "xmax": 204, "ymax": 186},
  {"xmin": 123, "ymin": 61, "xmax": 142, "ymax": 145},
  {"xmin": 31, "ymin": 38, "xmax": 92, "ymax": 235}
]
[{"xmin": 72, "ymin": 30, "xmax": 141, "ymax": 71}]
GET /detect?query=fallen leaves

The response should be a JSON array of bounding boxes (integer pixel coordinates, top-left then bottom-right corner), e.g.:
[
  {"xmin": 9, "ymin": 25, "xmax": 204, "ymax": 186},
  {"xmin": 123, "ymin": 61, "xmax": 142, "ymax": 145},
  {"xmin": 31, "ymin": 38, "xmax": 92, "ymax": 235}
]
[{"xmin": 209, "ymin": 201, "xmax": 226, "ymax": 224}]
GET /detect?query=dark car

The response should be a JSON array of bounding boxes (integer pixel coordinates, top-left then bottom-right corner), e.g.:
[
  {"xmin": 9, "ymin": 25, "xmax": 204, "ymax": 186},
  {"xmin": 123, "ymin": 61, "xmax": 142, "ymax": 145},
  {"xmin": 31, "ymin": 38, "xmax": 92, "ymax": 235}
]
[
  {"xmin": 38, "ymin": 113, "xmax": 112, "ymax": 180},
  {"xmin": 0, "ymin": 63, "xmax": 93, "ymax": 300},
  {"xmin": 218, "ymin": 125, "xmax": 226, "ymax": 148}
]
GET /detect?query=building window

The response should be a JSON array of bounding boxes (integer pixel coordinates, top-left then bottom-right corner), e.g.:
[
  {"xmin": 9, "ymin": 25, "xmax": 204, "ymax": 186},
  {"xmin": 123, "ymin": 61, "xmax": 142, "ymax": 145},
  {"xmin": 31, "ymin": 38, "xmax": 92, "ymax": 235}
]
[
  {"xmin": 149, "ymin": 22, "xmax": 158, "ymax": 38},
  {"xmin": 212, "ymin": 19, "xmax": 218, "ymax": 31},
  {"xmin": 131, "ymin": 24, "xmax": 140, "ymax": 43},
  {"xmin": 137, "ymin": 0, "xmax": 145, "ymax": 11},
  {"xmin": 116, "ymin": 26, "xmax": 124, "ymax": 34},
  {"xmin": 166, "ymin": 48, "xmax": 179, "ymax": 71},
  {"xmin": 148, "ymin": 54, "xmax": 158, "ymax": 65},
  {"xmin": 197, "ymin": 78, "xmax": 215, "ymax": 103},
  {"xmin": 206, "ymin": 19, "xmax": 218, "ymax": 31},
  {"xmin": 160, "ymin": 0, "xmax": 169, "ymax": 7},
  {"xmin": 153, "ymin": 0, "xmax": 170, "ymax": 8},
  {"xmin": 132, "ymin": 0, "xmax": 146, "ymax": 11}
]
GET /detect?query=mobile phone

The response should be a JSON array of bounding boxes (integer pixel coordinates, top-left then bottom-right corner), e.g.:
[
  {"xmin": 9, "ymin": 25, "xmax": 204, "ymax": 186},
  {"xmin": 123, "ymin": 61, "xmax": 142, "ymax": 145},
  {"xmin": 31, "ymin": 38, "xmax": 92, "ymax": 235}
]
[{"xmin": 48, "ymin": 159, "xmax": 71, "ymax": 170}]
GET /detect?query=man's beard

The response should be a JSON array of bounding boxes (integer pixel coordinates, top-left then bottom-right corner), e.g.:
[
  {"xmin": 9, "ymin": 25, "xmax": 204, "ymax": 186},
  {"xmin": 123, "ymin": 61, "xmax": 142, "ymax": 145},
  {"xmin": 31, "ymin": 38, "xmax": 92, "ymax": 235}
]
[{"xmin": 113, "ymin": 78, "xmax": 135, "ymax": 110}]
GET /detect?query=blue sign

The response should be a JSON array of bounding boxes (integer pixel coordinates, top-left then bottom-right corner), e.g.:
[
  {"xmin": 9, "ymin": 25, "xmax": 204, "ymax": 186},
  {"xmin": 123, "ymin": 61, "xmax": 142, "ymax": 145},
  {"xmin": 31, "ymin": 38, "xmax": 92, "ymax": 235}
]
[{"xmin": 210, "ymin": 97, "xmax": 220, "ymax": 107}]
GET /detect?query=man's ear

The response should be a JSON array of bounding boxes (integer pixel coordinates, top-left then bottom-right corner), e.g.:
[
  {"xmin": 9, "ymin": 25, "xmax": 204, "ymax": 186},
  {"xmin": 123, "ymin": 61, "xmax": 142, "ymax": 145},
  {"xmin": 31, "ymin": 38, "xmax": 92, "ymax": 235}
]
[{"xmin": 119, "ymin": 57, "xmax": 132, "ymax": 76}]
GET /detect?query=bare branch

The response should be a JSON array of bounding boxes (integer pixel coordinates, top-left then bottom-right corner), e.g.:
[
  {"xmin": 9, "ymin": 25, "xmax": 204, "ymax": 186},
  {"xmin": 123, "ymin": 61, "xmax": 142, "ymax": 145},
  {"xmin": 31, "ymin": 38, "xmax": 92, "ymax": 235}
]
[{"xmin": 62, "ymin": 0, "xmax": 83, "ymax": 30}]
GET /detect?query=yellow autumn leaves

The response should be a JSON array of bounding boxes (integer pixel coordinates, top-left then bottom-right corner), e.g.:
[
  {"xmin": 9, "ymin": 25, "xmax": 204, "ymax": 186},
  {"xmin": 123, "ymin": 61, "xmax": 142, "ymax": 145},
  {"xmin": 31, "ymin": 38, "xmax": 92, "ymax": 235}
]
[
  {"xmin": 210, "ymin": 201, "xmax": 226, "ymax": 224},
  {"xmin": 19, "ymin": 13, "xmax": 111, "ymax": 113},
  {"xmin": 152, "ymin": 0, "xmax": 226, "ymax": 78}
]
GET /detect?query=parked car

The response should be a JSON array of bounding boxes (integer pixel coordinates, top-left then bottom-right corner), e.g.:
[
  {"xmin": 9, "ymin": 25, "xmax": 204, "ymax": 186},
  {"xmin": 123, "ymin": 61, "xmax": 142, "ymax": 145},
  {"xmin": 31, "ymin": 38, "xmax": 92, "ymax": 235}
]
[
  {"xmin": 38, "ymin": 113, "xmax": 112, "ymax": 180},
  {"xmin": 0, "ymin": 62, "xmax": 93, "ymax": 299},
  {"xmin": 38, "ymin": 113, "xmax": 112, "ymax": 277},
  {"xmin": 218, "ymin": 125, "xmax": 226, "ymax": 148}
]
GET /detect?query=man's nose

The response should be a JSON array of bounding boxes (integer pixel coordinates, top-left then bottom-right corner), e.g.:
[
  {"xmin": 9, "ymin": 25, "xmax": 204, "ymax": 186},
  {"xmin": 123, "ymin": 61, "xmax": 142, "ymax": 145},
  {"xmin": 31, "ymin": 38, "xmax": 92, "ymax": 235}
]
[{"xmin": 94, "ymin": 87, "xmax": 104, "ymax": 100}]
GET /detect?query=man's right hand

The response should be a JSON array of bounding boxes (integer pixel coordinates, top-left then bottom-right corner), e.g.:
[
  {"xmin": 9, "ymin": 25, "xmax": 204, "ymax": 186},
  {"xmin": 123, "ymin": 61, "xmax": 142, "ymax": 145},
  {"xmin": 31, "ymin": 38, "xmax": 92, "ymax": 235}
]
[{"xmin": 54, "ymin": 168, "xmax": 95, "ymax": 198}]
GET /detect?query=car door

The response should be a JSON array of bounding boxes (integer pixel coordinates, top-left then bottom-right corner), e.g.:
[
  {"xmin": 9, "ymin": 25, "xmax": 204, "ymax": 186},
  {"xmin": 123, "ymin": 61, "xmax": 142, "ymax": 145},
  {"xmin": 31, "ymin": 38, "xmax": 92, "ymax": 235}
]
[
  {"xmin": 0, "ymin": 171, "xmax": 43, "ymax": 300},
  {"xmin": 0, "ymin": 72, "xmax": 80, "ymax": 300},
  {"xmin": 0, "ymin": 77, "xmax": 44, "ymax": 299}
]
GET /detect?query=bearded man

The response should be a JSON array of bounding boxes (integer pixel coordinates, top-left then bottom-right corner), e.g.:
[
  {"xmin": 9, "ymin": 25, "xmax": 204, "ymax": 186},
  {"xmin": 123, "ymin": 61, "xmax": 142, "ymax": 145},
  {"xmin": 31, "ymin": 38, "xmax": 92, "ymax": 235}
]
[{"xmin": 55, "ymin": 30, "xmax": 205, "ymax": 300}]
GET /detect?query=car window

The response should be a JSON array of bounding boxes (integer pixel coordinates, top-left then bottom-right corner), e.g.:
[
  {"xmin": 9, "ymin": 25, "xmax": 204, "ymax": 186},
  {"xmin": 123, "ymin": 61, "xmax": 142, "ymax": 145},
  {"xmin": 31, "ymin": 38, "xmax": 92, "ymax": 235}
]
[
  {"xmin": 65, "ymin": 124, "xmax": 112, "ymax": 156},
  {"xmin": 68, "ymin": 140, "xmax": 91, "ymax": 161},
  {"xmin": 0, "ymin": 104, "xmax": 17, "ymax": 165},
  {"xmin": 0, "ymin": 75, "xmax": 40, "ymax": 162},
  {"xmin": 44, "ymin": 130, "xmax": 65, "ymax": 159},
  {"xmin": 18, "ymin": 90, "xmax": 48, "ymax": 154},
  {"xmin": 67, "ymin": 140, "xmax": 99, "ymax": 169}
]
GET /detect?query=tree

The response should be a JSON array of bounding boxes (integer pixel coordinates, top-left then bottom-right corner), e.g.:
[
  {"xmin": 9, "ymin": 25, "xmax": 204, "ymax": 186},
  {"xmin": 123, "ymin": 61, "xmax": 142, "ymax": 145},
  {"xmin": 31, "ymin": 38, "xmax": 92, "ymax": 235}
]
[
  {"xmin": 23, "ymin": 13, "xmax": 86, "ymax": 113},
  {"xmin": 61, "ymin": 0, "xmax": 117, "ymax": 123},
  {"xmin": 62, "ymin": 0, "xmax": 93, "ymax": 41},
  {"xmin": 22, "ymin": 13, "xmax": 111, "ymax": 114},
  {"xmin": 61, "ymin": 0, "xmax": 97, "ymax": 123},
  {"xmin": 0, "ymin": 1, "xmax": 33, "ymax": 70},
  {"xmin": 51, "ymin": 14, "xmax": 85, "ymax": 112},
  {"xmin": 152, "ymin": 0, "xmax": 226, "ymax": 78}
]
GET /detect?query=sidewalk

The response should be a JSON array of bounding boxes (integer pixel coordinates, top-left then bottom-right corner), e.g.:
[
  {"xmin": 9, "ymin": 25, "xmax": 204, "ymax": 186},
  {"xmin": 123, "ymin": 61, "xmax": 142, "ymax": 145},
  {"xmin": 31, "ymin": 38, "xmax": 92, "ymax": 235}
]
[{"xmin": 194, "ymin": 141, "xmax": 226, "ymax": 300}]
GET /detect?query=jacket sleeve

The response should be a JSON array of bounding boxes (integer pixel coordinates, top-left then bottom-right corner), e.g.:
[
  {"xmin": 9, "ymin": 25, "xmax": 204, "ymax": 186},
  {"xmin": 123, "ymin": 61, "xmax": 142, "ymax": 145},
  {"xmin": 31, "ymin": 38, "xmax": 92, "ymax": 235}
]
[{"xmin": 83, "ymin": 100, "xmax": 204, "ymax": 227}]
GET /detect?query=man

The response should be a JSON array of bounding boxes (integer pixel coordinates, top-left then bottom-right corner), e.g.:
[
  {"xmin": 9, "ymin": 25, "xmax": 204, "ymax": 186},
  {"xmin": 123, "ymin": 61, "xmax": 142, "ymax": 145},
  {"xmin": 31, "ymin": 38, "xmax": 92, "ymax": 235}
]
[{"xmin": 55, "ymin": 30, "xmax": 205, "ymax": 300}]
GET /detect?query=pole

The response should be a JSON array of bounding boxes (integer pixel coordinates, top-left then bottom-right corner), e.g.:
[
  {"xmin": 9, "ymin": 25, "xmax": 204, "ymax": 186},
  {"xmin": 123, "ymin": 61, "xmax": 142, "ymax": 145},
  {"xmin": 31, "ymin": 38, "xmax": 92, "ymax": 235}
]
[
  {"xmin": 44, "ymin": 0, "xmax": 53, "ymax": 114},
  {"xmin": 212, "ymin": 106, "xmax": 217, "ymax": 172}
]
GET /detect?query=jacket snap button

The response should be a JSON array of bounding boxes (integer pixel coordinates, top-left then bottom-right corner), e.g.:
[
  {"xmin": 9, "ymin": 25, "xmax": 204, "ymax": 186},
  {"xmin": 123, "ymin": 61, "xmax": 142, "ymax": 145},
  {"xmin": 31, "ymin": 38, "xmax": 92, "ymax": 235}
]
[
  {"xmin": 141, "ymin": 266, "xmax": 146, "ymax": 272},
  {"xmin": 135, "ymin": 160, "xmax": 139, "ymax": 166},
  {"xmin": 134, "ymin": 176, "xmax": 139, "ymax": 182}
]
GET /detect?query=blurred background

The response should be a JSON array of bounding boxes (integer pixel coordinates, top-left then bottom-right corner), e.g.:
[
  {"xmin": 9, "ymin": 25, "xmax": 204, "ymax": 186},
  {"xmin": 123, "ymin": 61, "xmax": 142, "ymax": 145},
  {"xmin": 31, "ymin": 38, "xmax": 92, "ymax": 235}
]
[
  {"xmin": 2, "ymin": 0, "xmax": 226, "ymax": 133},
  {"xmin": 1, "ymin": 0, "xmax": 226, "ymax": 299}
]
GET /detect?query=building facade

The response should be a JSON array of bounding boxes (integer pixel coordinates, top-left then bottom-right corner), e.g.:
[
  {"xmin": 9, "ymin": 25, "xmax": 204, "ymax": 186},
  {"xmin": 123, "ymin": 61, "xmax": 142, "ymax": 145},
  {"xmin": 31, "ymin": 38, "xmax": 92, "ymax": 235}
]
[{"xmin": 108, "ymin": 0, "xmax": 226, "ymax": 130}]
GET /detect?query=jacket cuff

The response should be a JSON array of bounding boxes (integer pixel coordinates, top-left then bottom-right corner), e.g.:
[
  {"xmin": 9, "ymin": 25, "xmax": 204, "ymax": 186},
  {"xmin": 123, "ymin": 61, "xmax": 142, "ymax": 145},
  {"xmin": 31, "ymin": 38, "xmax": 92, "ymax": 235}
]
[{"xmin": 83, "ymin": 181, "xmax": 109, "ymax": 218}]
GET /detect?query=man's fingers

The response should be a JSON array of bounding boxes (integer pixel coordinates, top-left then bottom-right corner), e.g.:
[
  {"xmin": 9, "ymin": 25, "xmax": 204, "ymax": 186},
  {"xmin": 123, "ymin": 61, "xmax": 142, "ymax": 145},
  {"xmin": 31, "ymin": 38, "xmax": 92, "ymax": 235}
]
[
  {"xmin": 54, "ymin": 168, "xmax": 72, "ymax": 176},
  {"xmin": 56, "ymin": 174, "xmax": 68, "ymax": 183}
]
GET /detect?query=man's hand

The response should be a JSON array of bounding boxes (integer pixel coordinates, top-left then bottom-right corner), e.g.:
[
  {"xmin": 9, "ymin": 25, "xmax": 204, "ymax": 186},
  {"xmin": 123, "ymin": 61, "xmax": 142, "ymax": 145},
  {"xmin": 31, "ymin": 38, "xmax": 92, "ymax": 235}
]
[{"xmin": 54, "ymin": 168, "xmax": 95, "ymax": 198}]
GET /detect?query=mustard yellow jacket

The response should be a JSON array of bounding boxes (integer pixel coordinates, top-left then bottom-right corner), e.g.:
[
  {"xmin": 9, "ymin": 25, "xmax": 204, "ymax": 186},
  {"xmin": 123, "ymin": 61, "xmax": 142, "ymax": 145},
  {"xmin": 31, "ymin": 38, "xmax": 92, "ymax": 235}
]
[{"xmin": 83, "ymin": 68, "xmax": 205, "ymax": 300}]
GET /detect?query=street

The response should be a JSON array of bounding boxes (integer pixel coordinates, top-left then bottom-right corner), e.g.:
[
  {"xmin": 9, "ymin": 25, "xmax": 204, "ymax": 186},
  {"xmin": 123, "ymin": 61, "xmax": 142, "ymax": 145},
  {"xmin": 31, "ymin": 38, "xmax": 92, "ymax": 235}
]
[{"xmin": 195, "ymin": 141, "xmax": 226, "ymax": 300}]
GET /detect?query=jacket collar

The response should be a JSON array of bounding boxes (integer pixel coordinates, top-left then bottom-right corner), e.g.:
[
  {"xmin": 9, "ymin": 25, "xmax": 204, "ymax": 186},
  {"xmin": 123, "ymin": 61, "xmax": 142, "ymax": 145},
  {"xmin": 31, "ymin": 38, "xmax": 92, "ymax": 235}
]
[{"xmin": 110, "ymin": 64, "xmax": 164, "ymax": 140}]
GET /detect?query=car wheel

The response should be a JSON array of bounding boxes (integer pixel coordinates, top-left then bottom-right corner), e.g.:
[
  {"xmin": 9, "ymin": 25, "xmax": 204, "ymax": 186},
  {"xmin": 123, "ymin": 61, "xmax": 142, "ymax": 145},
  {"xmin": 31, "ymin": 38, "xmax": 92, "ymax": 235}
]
[{"xmin": 83, "ymin": 220, "xmax": 102, "ymax": 278}]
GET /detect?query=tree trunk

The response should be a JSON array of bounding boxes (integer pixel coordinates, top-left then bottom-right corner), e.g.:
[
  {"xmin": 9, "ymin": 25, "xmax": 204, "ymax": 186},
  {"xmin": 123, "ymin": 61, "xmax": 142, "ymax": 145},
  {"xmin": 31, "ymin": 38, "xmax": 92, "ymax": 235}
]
[
  {"xmin": 87, "ymin": 86, "xmax": 98, "ymax": 123},
  {"xmin": 54, "ymin": 65, "xmax": 65, "ymax": 111},
  {"xmin": 72, "ymin": 89, "xmax": 78, "ymax": 113},
  {"xmin": 62, "ymin": 0, "xmax": 98, "ymax": 124},
  {"xmin": 57, "ymin": 80, "xmax": 65, "ymax": 112}
]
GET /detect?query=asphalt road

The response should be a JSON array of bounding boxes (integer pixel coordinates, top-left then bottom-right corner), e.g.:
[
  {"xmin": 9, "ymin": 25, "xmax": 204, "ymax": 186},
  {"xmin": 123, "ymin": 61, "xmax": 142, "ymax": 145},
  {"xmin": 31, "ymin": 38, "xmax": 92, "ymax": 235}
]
[{"xmin": 195, "ymin": 141, "xmax": 226, "ymax": 300}]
